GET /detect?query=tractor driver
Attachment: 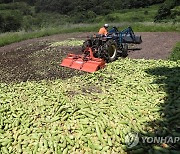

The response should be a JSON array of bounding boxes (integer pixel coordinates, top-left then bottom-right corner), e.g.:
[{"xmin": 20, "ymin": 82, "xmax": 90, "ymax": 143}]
[{"xmin": 98, "ymin": 24, "xmax": 109, "ymax": 36}]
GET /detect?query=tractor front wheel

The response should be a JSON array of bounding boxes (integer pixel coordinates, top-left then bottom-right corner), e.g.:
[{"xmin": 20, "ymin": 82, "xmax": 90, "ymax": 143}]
[{"xmin": 121, "ymin": 43, "xmax": 128, "ymax": 57}]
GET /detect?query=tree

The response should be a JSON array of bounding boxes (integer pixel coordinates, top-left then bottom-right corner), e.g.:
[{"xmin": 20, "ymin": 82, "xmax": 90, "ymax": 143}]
[
  {"xmin": 3, "ymin": 15, "xmax": 21, "ymax": 32},
  {"xmin": 0, "ymin": 0, "xmax": 12, "ymax": 3},
  {"xmin": 0, "ymin": 15, "xmax": 4, "ymax": 32},
  {"xmin": 154, "ymin": 0, "xmax": 179, "ymax": 22}
]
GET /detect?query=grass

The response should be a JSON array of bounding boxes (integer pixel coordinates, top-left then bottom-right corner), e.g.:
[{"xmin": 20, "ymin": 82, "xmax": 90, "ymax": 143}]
[
  {"xmin": 0, "ymin": 24, "xmax": 99, "ymax": 47},
  {"xmin": 97, "ymin": 5, "xmax": 160, "ymax": 23},
  {"xmin": 0, "ymin": 22, "xmax": 179, "ymax": 47},
  {"xmin": 169, "ymin": 42, "xmax": 180, "ymax": 61}
]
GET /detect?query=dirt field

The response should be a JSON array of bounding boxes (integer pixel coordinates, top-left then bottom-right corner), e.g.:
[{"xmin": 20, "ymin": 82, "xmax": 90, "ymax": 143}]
[{"xmin": 0, "ymin": 32, "xmax": 179, "ymax": 83}]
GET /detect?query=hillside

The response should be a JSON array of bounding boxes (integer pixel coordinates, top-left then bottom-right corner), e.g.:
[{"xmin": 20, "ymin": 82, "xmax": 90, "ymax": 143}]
[{"xmin": 0, "ymin": 0, "xmax": 179, "ymax": 33}]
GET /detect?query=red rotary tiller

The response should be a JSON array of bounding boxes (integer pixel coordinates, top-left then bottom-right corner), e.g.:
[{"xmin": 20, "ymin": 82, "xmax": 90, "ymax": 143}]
[{"xmin": 60, "ymin": 47, "xmax": 106, "ymax": 73}]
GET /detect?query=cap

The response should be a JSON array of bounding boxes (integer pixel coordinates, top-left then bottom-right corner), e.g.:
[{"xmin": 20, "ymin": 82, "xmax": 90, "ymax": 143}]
[{"xmin": 104, "ymin": 24, "xmax": 109, "ymax": 28}]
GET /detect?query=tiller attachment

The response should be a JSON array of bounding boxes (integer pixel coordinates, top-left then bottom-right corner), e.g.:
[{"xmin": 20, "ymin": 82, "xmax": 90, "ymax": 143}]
[{"xmin": 60, "ymin": 47, "xmax": 105, "ymax": 73}]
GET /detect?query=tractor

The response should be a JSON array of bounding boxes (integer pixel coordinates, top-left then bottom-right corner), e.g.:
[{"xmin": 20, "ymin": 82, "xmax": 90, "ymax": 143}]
[
  {"xmin": 60, "ymin": 26, "xmax": 142, "ymax": 73},
  {"xmin": 82, "ymin": 26, "xmax": 142, "ymax": 62}
]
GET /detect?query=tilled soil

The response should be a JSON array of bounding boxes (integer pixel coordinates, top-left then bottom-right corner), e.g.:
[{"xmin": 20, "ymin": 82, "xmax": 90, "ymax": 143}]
[
  {"xmin": 128, "ymin": 32, "xmax": 180, "ymax": 59},
  {"xmin": 0, "ymin": 32, "xmax": 179, "ymax": 83}
]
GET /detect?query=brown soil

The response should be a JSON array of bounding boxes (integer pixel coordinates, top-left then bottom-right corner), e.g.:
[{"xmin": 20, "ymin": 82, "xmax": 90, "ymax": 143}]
[
  {"xmin": 128, "ymin": 32, "xmax": 180, "ymax": 59},
  {"xmin": 0, "ymin": 32, "xmax": 179, "ymax": 83}
]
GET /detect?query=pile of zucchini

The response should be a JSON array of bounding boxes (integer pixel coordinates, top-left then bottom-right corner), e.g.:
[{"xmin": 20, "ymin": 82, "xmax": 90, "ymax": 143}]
[{"xmin": 0, "ymin": 59, "xmax": 179, "ymax": 153}]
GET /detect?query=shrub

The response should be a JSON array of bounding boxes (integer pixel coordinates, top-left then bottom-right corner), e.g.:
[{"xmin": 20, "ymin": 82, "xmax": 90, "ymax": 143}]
[
  {"xmin": 154, "ymin": 5, "xmax": 171, "ymax": 21},
  {"xmin": 169, "ymin": 42, "xmax": 180, "ymax": 61},
  {"xmin": 4, "ymin": 15, "xmax": 21, "ymax": 32},
  {"xmin": 0, "ymin": 14, "xmax": 4, "ymax": 32},
  {"xmin": 144, "ymin": 10, "xmax": 149, "ymax": 15},
  {"xmin": 105, "ymin": 14, "xmax": 117, "ymax": 22},
  {"xmin": 154, "ymin": 0, "xmax": 179, "ymax": 22}
]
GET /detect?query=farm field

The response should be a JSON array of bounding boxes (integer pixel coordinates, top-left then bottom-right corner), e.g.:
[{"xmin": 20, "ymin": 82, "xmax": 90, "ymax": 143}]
[
  {"xmin": 0, "ymin": 32, "xmax": 180, "ymax": 153},
  {"xmin": 0, "ymin": 32, "xmax": 179, "ymax": 82}
]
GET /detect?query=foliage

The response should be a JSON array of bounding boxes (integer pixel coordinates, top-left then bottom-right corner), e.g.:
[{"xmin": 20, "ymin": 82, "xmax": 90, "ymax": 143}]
[
  {"xmin": 0, "ymin": 1, "xmax": 176, "ymax": 33},
  {"xmin": 0, "ymin": 2, "xmax": 30, "ymax": 13},
  {"xmin": 0, "ymin": 14, "xmax": 3, "ymax": 30},
  {"xmin": 0, "ymin": 13, "xmax": 22, "ymax": 33},
  {"xmin": 102, "ymin": 5, "xmax": 160, "ymax": 23},
  {"xmin": 154, "ymin": 0, "xmax": 180, "ymax": 22},
  {"xmin": 0, "ymin": 0, "xmax": 12, "ymax": 3},
  {"xmin": 34, "ymin": 0, "xmax": 165, "ymax": 15},
  {"xmin": 0, "ymin": 2, "xmax": 32, "ymax": 32},
  {"xmin": 169, "ymin": 42, "xmax": 180, "ymax": 61},
  {"xmin": 0, "ymin": 1, "xmax": 179, "ymax": 33}
]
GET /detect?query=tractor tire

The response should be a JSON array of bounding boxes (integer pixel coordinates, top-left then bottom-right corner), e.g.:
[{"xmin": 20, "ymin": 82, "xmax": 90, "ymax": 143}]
[
  {"xmin": 121, "ymin": 43, "xmax": 128, "ymax": 57},
  {"xmin": 104, "ymin": 40, "xmax": 118, "ymax": 62},
  {"xmin": 81, "ymin": 40, "xmax": 92, "ymax": 52}
]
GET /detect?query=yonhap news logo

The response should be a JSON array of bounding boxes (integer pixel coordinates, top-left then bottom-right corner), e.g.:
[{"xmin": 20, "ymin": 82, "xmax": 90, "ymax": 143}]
[
  {"xmin": 125, "ymin": 132, "xmax": 139, "ymax": 148},
  {"xmin": 125, "ymin": 132, "xmax": 180, "ymax": 148}
]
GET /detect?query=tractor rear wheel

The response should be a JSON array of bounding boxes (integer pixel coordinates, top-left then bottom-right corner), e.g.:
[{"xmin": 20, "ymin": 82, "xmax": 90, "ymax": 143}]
[{"xmin": 104, "ymin": 40, "xmax": 118, "ymax": 62}]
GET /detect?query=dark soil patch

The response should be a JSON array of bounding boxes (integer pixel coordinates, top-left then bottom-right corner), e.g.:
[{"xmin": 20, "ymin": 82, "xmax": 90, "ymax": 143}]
[
  {"xmin": 0, "ymin": 41, "xmax": 85, "ymax": 83},
  {"xmin": 0, "ymin": 32, "xmax": 179, "ymax": 83}
]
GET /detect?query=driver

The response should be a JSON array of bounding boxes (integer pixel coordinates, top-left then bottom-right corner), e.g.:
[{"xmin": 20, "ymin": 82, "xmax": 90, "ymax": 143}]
[{"xmin": 98, "ymin": 24, "xmax": 109, "ymax": 36}]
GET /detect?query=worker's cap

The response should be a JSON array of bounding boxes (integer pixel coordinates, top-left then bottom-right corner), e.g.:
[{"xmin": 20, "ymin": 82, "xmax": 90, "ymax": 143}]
[{"xmin": 104, "ymin": 24, "xmax": 109, "ymax": 28}]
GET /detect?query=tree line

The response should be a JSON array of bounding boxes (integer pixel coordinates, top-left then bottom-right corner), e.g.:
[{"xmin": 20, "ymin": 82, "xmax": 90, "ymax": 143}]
[
  {"xmin": 1, "ymin": 0, "xmax": 165, "ymax": 15},
  {"xmin": 35, "ymin": 0, "xmax": 165, "ymax": 15}
]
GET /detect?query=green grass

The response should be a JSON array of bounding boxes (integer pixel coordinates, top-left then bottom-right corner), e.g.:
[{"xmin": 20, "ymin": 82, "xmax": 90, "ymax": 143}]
[
  {"xmin": 169, "ymin": 42, "xmax": 180, "ymax": 61},
  {"xmin": 0, "ymin": 24, "xmax": 98, "ymax": 47},
  {"xmin": 96, "ymin": 5, "xmax": 160, "ymax": 23},
  {"xmin": 100, "ymin": 4, "xmax": 180, "ymax": 23},
  {"xmin": 0, "ymin": 2, "xmax": 26, "ymax": 10},
  {"xmin": 0, "ymin": 22, "xmax": 179, "ymax": 47}
]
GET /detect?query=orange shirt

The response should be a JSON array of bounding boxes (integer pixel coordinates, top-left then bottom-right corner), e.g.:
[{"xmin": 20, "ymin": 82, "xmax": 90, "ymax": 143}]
[{"xmin": 98, "ymin": 27, "xmax": 108, "ymax": 35}]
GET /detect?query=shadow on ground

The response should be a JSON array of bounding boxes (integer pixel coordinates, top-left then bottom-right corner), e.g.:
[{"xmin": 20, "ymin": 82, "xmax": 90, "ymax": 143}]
[{"xmin": 133, "ymin": 66, "xmax": 180, "ymax": 153}]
